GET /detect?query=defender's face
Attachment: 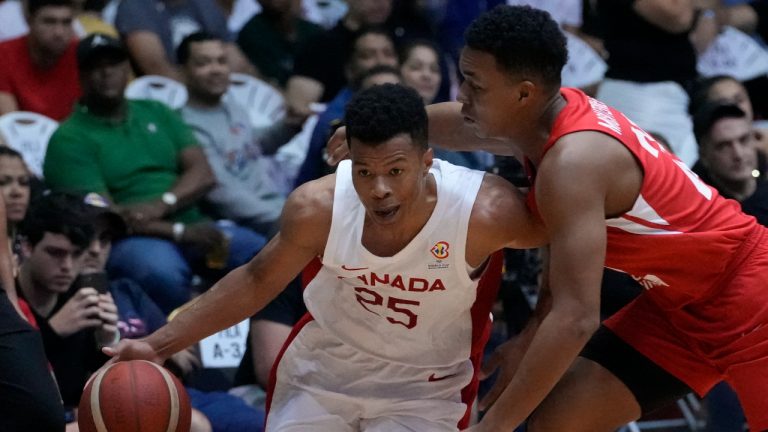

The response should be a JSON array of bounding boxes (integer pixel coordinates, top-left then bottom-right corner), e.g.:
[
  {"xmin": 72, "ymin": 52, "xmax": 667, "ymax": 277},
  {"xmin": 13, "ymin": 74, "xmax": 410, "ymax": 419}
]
[
  {"xmin": 350, "ymin": 134, "xmax": 432, "ymax": 226},
  {"xmin": 701, "ymin": 117, "xmax": 757, "ymax": 185},
  {"xmin": 25, "ymin": 233, "xmax": 85, "ymax": 293},
  {"xmin": 457, "ymin": 47, "xmax": 519, "ymax": 139}
]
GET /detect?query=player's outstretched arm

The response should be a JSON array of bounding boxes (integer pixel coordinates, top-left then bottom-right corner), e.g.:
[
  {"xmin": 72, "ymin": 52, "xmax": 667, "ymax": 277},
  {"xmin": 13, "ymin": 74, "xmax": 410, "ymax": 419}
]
[
  {"xmin": 104, "ymin": 176, "xmax": 335, "ymax": 364},
  {"xmin": 473, "ymin": 136, "xmax": 621, "ymax": 431}
]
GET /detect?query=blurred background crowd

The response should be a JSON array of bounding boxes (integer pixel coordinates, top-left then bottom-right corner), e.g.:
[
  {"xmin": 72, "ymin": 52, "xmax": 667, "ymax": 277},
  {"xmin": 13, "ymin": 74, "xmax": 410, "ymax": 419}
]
[{"xmin": 0, "ymin": 0, "xmax": 766, "ymax": 431}]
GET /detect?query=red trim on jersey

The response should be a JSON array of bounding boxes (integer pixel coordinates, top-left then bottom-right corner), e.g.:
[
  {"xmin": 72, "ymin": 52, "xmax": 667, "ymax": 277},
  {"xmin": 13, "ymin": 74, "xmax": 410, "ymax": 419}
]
[
  {"xmin": 301, "ymin": 257, "xmax": 323, "ymax": 289},
  {"xmin": 458, "ymin": 250, "xmax": 503, "ymax": 429},
  {"xmin": 264, "ymin": 312, "xmax": 314, "ymax": 427}
]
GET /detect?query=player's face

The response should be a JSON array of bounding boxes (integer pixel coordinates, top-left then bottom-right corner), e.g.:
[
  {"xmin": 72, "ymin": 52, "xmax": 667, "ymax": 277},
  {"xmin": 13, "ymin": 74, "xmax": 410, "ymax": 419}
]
[
  {"xmin": 28, "ymin": 6, "xmax": 74, "ymax": 57},
  {"xmin": 701, "ymin": 117, "xmax": 757, "ymax": 185},
  {"xmin": 401, "ymin": 45, "xmax": 441, "ymax": 104},
  {"xmin": 183, "ymin": 40, "xmax": 231, "ymax": 100},
  {"xmin": 0, "ymin": 156, "xmax": 31, "ymax": 224},
  {"xmin": 457, "ymin": 47, "xmax": 520, "ymax": 139},
  {"xmin": 350, "ymin": 134, "xmax": 432, "ymax": 226},
  {"xmin": 25, "ymin": 233, "xmax": 85, "ymax": 293}
]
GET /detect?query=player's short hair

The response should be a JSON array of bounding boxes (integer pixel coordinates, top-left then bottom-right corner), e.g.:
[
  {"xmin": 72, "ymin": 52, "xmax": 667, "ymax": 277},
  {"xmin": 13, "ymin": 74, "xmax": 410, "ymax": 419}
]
[
  {"xmin": 345, "ymin": 83, "xmax": 428, "ymax": 150},
  {"xmin": 465, "ymin": 5, "xmax": 567, "ymax": 87},
  {"xmin": 21, "ymin": 191, "xmax": 94, "ymax": 249},
  {"xmin": 27, "ymin": 0, "xmax": 74, "ymax": 16},
  {"xmin": 177, "ymin": 31, "xmax": 219, "ymax": 65}
]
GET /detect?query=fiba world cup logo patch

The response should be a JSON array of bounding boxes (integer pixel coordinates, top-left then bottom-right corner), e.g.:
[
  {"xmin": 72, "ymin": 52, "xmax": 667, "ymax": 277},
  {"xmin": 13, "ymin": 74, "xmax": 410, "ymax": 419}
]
[{"xmin": 430, "ymin": 241, "xmax": 450, "ymax": 259}]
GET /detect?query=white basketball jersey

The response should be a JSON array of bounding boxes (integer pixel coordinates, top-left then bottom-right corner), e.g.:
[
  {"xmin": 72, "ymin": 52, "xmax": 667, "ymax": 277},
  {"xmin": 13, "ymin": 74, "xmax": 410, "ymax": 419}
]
[{"xmin": 304, "ymin": 159, "xmax": 485, "ymax": 368}]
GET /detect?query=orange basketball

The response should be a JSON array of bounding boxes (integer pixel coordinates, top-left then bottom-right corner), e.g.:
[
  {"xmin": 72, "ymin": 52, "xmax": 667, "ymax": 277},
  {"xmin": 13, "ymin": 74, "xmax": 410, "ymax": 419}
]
[{"xmin": 78, "ymin": 360, "xmax": 192, "ymax": 432}]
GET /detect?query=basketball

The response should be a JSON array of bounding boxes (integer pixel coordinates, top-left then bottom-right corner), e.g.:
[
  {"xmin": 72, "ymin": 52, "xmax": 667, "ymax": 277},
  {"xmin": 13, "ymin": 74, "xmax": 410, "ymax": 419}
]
[{"xmin": 78, "ymin": 360, "xmax": 192, "ymax": 432}]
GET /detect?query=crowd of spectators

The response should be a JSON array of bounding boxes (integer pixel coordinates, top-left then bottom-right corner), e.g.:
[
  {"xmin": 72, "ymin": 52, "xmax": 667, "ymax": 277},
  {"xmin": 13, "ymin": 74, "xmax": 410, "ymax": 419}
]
[{"xmin": 0, "ymin": 0, "xmax": 767, "ymax": 431}]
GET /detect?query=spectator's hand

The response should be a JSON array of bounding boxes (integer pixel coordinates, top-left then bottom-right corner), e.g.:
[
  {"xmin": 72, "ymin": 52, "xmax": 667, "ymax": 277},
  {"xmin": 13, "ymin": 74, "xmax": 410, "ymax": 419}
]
[
  {"xmin": 181, "ymin": 223, "xmax": 225, "ymax": 253},
  {"xmin": 49, "ymin": 287, "xmax": 103, "ymax": 337},
  {"xmin": 167, "ymin": 347, "xmax": 201, "ymax": 376},
  {"xmin": 95, "ymin": 292, "xmax": 120, "ymax": 347},
  {"xmin": 121, "ymin": 200, "xmax": 168, "ymax": 226},
  {"xmin": 283, "ymin": 104, "xmax": 311, "ymax": 129},
  {"xmin": 326, "ymin": 126, "xmax": 348, "ymax": 166},
  {"xmin": 477, "ymin": 335, "xmax": 527, "ymax": 411}
]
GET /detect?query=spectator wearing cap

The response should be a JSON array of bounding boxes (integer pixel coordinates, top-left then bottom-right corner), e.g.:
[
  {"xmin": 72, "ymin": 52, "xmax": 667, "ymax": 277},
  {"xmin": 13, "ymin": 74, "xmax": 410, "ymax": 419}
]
[
  {"xmin": 44, "ymin": 33, "xmax": 267, "ymax": 314},
  {"xmin": 0, "ymin": 0, "xmax": 80, "ymax": 120},
  {"xmin": 16, "ymin": 191, "xmax": 119, "ymax": 419},
  {"xmin": 77, "ymin": 191, "xmax": 264, "ymax": 432}
]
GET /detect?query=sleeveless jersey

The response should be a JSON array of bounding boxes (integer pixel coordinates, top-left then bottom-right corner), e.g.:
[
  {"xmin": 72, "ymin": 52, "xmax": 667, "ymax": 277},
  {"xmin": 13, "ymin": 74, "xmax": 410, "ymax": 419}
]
[
  {"xmin": 304, "ymin": 159, "xmax": 486, "ymax": 367},
  {"xmin": 530, "ymin": 88, "xmax": 758, "ymax": 310}
]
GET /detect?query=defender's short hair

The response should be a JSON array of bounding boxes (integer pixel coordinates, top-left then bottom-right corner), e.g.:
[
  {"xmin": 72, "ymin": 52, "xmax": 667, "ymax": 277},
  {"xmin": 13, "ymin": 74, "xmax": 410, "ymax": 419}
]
[
  {"xmin": 345, "ymin": 83, "xmax": 428, "ymax": 149},
  {"xmin": 465, "ymin": 5, "xmax": 567, "ymax": 86}
]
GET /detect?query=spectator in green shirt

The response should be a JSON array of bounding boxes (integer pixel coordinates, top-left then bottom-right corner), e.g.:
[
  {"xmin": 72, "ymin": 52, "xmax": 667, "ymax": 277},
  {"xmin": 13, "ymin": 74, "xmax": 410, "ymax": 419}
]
[{"xmin": 44, "ymin": 33, "xmax": 267, "ymax": 313}]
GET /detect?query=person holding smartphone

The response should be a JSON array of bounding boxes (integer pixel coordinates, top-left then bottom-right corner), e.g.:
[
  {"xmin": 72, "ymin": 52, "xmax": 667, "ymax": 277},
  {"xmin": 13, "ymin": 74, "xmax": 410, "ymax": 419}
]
[{"xmin": 16, "ymin": 191, "xmax": 120, "ymax": 415}]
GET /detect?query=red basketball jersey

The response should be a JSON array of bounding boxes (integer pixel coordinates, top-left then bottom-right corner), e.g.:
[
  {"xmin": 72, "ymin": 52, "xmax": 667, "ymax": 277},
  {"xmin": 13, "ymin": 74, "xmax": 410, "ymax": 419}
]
[{"xmin": 529, "ymin": 88, "xmax": 758, "ymax": 309}]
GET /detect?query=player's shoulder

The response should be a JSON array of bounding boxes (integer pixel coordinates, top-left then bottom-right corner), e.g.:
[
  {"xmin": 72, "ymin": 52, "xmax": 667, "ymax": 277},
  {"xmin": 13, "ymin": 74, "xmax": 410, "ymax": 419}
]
[{"xmin": 284, "ymin": 173, "xmax": 335, "ymax": 224}]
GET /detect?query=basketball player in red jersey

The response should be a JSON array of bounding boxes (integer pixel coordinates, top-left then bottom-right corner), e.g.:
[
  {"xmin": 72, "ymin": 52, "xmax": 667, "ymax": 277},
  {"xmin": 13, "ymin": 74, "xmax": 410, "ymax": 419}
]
[{"xmin": 328, "ymin": 5, "xmax": 768, "ymax": 432}]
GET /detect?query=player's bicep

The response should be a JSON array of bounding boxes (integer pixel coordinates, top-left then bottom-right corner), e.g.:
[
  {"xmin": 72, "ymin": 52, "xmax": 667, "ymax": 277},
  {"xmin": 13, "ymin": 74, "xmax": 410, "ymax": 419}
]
[
  {"xmin": 535, "ymin": 152, "xmax": 606, "ymax": 316},
  {"xmin": 247, "ymin": 179, "xmax": 333, "ymax": 289},
  {"xmin": 471, "ymin": 174, "xmax": 547, "ymax": 252}
]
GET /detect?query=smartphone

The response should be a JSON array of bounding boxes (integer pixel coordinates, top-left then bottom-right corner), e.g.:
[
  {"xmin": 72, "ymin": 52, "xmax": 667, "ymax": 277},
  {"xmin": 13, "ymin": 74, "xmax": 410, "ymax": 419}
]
[{"xmin": 72, "ymin": 272, "xmax": 109, "ymax": 294}]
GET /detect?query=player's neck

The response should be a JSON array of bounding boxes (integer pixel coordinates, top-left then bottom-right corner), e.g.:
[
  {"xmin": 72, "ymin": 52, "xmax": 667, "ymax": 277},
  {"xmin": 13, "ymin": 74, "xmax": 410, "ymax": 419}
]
[{"xmin": 516, "ymin": 92, "xmax": 566, "ymax": 166}]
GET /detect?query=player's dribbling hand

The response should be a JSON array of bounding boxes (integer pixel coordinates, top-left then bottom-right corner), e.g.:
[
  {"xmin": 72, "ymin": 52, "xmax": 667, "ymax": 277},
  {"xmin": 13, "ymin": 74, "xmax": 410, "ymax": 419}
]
[
  {"xmin": 325, "ymin": 126, "xmax": 349, "ymax": 165},
  {"xmin": 477, "ymin": 336, "xmax": 527, "ymax": 411},
  {"xmin": 102, "ymin": 338, "xmax": 164, "ymax": 366}
]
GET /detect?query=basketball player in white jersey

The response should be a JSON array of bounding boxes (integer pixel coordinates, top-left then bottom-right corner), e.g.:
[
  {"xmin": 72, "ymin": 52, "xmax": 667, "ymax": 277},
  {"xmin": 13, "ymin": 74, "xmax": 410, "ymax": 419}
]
[{"xmin": 104, "ymin": 83, "xmax": 546, "ymax": 430}]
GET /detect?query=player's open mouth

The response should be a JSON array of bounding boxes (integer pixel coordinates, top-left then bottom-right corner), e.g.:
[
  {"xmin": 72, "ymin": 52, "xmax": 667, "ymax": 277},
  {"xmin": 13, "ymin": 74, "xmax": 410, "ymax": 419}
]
[{"xmin": 374, "ymin": 206, "xmax": 400, "ymax": 219}]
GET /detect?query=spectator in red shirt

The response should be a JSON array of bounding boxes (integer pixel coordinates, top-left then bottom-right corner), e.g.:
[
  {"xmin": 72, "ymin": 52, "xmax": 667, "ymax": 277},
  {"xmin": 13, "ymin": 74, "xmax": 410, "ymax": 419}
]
[{"xmin": 0, "ymin": 0, "xmax": 81, "ymax": 121}]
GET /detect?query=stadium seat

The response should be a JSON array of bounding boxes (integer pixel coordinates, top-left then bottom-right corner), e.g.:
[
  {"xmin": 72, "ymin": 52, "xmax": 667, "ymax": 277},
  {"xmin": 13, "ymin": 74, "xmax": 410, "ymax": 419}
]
[
  {"xmin": 125, "ymin": 75, "xmax": 189, "ymax": 109},
  {"xmin": 0, "ymin": 111, "xmax": 58, "ymax": 178},
  {"xmin": 225, "ymin": 73, "xmax": 285, "ymax": 128}
]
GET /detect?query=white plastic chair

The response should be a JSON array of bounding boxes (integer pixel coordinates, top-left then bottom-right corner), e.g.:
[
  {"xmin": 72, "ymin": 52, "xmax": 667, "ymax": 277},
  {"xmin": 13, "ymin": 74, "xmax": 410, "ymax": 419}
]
[
  {"xmin": 0, "ymin": 111, "xmax": 58, "ymax": 178},
  {"xmin": 225, "ymin": 73, "xmax": 286, "ymax": 128},
  {"xmin": 124, "ymin": 75, "xmax": 189, "ymax": 109},
  {"xmin": 303, "ymin": 0, "xmax": 348, "ymax": 29}
]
